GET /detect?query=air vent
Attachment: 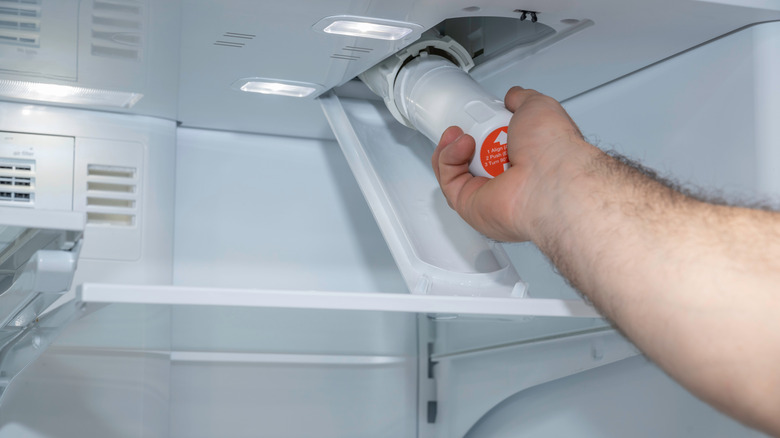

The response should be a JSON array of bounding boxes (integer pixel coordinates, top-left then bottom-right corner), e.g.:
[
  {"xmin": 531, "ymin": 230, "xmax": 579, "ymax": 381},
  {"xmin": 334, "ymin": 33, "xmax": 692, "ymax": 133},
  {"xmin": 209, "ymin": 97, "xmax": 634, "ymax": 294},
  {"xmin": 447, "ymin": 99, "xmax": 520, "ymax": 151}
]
[
  {"xmin": 0, "ymin": 0, "xmax": 41, "ymax": 48},
  {"xmin": 91, "ymin": 0, "xmax": 143, "ymax": 60},
  {"xmin": 331, "ymin": 45, "xmax": 373, "ymax": 61},
  {"xmin": 85, "ymin": 164, "xmax": 137, "ymax": 226},
  {"xmin": 0, "ymin": 159, "xmax": 35, "ymax": 207},
  {"xmin": 214, "ymin": 31, "xmax": 255, "ymax": 48}
]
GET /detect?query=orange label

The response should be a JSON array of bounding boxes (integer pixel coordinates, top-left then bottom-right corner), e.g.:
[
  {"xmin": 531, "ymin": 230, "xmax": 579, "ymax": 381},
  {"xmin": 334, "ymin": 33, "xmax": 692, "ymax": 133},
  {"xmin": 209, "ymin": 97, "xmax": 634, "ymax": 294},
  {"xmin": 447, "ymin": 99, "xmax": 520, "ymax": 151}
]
[{"xmin": 480, "ymin": 126, "xmax": 509, "ymax": 177}]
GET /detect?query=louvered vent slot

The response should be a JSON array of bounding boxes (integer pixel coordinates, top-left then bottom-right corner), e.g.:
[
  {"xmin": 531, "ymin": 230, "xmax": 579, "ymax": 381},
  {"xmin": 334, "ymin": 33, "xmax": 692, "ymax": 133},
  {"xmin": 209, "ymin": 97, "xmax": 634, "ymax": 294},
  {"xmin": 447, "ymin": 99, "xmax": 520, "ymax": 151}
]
[
  {"xmin": 91, "ymin": 0, "xmax": 142, "ymax": 60},
  {"xmin": 0, "ymin": 159, "xmax": 35, "ymax": 207},
  {"xmin": 331, "ymin": 45, "xmax": 373, "ymax": 61},
  {"xmin": 213, "ymin": 31, "xmax": 255, "ymax": 48},
  {"xmin": 0, "ymin": 0, "xmax": 41, "ymax": 48},
  {"xmin": 86, "ymin": 164, "xmax": 137, "ymax": 226}
]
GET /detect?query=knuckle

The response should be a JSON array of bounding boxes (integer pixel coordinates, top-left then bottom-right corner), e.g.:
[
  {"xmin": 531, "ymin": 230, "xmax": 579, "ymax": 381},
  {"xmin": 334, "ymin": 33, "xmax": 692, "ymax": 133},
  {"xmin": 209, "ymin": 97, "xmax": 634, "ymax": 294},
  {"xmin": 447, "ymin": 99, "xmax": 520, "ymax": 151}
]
[
  {"xmin": 444, "ymin": 195, "xmax": 456, "ymax": 210},
  {"xmin": 527, "ymin": 93, "xmax": 551, "ymax": 104}
]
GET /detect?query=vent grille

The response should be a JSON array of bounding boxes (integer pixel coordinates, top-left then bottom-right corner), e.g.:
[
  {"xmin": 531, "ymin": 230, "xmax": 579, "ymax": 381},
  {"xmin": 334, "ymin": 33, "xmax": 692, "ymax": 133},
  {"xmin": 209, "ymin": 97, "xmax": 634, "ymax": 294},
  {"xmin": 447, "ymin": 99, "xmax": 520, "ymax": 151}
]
[
  {"xmin": 85, "ymin": 164, "xmax": 137, "ymax": 226},
  {"xmin": 213, "ymin": 31, "xmax": 255, "ymax": 48},
  {"xmin": 91, "ymin": 0, "xmax": 143, "ymax": 60},
  {"xmin": 0, "ymin": 158, "xmax": 35, "ymax": 207},
  {"xmin": 0, "ymin": 0, "xmax": 41, "ymax": 48},
  {"xmin": 330, "ymin": 45, "xmax": 373, "ymax": 61}
]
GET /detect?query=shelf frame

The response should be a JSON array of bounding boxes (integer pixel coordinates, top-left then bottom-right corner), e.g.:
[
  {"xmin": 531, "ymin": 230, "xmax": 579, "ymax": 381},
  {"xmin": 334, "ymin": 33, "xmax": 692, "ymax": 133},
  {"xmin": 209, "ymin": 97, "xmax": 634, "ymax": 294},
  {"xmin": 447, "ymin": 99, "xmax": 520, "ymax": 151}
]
[{"xmin": 78, "ymin": 283, "xmax": 601, "ymax": 318}]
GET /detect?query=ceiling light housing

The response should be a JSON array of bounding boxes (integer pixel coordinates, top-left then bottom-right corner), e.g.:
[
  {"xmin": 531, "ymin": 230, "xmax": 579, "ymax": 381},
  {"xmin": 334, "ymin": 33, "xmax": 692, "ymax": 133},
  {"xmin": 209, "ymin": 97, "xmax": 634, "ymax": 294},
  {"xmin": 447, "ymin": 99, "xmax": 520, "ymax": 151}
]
[
  {"xmin": 313, "ymin": 15, "xmax": 422, "ymax": 41},
  {"xmin": 232, "ymin": 78, "xmax": 324, "ymax": 98},
  {"xmin": 0, "ymin": 80, "xmax": 143, "ymax": 108}
]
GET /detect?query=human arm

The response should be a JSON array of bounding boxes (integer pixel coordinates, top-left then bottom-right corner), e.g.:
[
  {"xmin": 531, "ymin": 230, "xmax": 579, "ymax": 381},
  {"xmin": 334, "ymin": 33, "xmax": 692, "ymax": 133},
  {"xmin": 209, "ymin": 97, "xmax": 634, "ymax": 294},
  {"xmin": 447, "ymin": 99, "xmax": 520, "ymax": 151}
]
[{"xmin": 431, "ymin": 86, "xmax": 780, "ymax": 436}]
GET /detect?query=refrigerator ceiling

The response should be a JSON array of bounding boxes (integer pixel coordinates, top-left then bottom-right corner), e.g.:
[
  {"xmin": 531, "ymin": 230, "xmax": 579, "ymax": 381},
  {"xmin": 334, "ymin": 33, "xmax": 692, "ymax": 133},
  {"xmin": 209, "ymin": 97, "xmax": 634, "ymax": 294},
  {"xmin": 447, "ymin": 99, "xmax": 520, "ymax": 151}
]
[{"xmin": 0, "ymin": 0, "xmax": 778, "ymax": 139}]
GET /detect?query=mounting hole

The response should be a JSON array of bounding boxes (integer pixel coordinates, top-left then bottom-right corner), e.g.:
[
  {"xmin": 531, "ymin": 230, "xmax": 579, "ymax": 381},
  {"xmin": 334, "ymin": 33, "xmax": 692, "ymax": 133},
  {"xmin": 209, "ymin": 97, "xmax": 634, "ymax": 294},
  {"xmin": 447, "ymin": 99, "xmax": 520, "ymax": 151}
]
[
  {"xmin": 462, "ymin": 6, "xmax": 480, "ymax": 12},
  {"xmin": 561, "ymin": 18, "xmax": 580, "ymax": 24}
]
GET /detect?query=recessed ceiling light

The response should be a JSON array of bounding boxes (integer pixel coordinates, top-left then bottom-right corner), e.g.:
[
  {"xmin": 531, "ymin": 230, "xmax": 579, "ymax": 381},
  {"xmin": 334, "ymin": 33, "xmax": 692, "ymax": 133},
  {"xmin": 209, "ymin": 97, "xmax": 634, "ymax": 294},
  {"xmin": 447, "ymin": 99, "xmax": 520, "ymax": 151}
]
[
  {"xmin": 323, "ymin": 20, "xmax": 413, "ymax": 40},
  {"xmin": 232, "ymin": 78, "xmax": 323, "ymax": 98},
  {"xmin": 314, "ymin": 16, "xmax": 422, "ymax": 41},
  {"xmin": 0, "ymin": 79, "xmax": 143, "ymax": 108}
]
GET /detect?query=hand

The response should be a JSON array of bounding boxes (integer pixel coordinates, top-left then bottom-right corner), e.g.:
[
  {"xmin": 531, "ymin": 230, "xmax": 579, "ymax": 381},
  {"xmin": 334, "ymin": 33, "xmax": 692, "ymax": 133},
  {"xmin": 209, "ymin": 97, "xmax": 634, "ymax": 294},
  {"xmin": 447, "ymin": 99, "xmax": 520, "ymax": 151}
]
[{"xmin": 431, "ymin": 86, "xmax": 591, "ymax": 242}]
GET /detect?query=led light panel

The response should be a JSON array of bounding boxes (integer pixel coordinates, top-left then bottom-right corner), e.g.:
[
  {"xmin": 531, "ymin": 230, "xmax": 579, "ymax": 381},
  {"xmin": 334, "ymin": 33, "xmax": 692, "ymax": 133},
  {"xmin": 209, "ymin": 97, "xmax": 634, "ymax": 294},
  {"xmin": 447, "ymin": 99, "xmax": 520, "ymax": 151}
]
[
  {"xmin": 0, "ymin": 80, "xmax": 143, "ymax": 108},
  {"xmin": 240, "ymin": 81, "xmax": 317, "ymax": 97},
  {"xmin": 232, "ymin": 78, "xmax": 322, "ymax": 98},
  {"xmin": 323, "ymin": 20, "xmax": 413, "ymax": 40}
]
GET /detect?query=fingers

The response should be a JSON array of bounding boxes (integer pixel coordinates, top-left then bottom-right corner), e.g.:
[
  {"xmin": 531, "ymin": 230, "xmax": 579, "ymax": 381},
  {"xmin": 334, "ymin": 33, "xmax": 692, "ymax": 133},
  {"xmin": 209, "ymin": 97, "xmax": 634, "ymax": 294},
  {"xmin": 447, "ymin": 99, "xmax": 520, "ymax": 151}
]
[
  {"xmin": 504, "ymin": 86, "xmax": 544, "ymax": 113},
  {"xmin": 504, "ymin": 86, "xmax": 585, "ymax": 141},
  {"xmin": 437, "ymin": 131, "xmax": 475, "ymax": 193},
  {"xmin": 433, "ymin": 127, "xmax": 491, "ymax": 217},
  {"xmin": 432, "ymin": 126, "xmax": 465, "ymax": 183}
]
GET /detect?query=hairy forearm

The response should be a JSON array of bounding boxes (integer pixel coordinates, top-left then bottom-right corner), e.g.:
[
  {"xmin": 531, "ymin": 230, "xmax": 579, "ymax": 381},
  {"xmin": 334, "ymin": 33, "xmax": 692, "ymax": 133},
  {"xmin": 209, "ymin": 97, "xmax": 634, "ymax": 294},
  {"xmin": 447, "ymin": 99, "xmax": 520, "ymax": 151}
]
[{"xmin": 528, "ymin": 140, "xmax": 780, "ymax": 435}]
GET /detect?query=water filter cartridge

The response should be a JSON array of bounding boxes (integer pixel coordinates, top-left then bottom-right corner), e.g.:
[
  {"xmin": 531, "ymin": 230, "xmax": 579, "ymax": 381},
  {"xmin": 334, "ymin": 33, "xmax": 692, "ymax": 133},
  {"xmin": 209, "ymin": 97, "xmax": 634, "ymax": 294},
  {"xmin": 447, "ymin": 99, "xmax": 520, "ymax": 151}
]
[{"xmin": 391, "ymin": 53, "xmax": 513, "ymax": 178}]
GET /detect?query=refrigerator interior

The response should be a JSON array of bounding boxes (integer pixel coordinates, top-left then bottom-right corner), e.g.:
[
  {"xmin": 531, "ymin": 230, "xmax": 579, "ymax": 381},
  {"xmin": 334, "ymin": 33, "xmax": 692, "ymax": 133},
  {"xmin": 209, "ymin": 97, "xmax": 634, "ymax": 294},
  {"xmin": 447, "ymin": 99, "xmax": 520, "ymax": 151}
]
[{"xmin": 0, "ymin": 0, "xmax": 777, "ymax": 437}]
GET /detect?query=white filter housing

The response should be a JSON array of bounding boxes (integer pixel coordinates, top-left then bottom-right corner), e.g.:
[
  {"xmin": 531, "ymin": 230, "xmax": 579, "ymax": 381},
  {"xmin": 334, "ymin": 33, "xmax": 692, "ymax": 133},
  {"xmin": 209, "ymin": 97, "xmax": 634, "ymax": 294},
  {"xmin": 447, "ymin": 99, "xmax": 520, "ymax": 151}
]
[
  {"xmin": 393, "ymin": 53, "xmax": 513, "ymax": 177},
  {"xmin": 359, "ymin": 36, "xmax": 513, "ymax": 178}
]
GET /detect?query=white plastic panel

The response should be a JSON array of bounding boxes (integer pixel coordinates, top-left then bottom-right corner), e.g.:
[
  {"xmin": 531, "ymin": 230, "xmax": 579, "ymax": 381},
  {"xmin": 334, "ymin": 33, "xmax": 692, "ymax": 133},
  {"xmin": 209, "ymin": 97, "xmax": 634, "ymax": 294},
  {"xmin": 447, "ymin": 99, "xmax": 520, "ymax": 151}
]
[
  {"xmin": 433, "ymin": 330, "xmax": 640, "ymax": 438},
  {"xmin": 170, "ymin": 306, "xmax": 417, "ymax": 357},
  {"xmin": 562, "ymin": 22, "xmax": 780, "ymax": 201},
  {"xmin": 73, "ymin": 137, "xmax": 143, "ymax": 260},
  {"xmin": 473, "ymin": 4, "xmax": 780, "ymax": 105},
  {"xmin": 0, "ymin": 304, "xmax": 171, "ymax": 438},
  {"xmin": 0, "ymin": 101, "xmax": 176, "ymax": 306},
  {"xmin": 0, "ymin": 206, "xmax": 82, "ymax": 232},
  {"xmin": 75, "ymin": 0, "xmax": 181, "ymax": 117},
  {"xmin": 173, "ymin": 127, "xmax": 406, "ymax": 293},
  {"xmin": 321, "ymin": 94, "xmax": 528, "ymax": 298},
  {"xmin": 0, "ymin": 348, "xmax": 171, "ymax": 438},
  {"xmin": 697, "ymin": 0, "xmax": 780, "ymax": 10},
  {"xmin": 169, "ymin": 354, "xmax": 415, "ymax": 438},
  {"xmin": 176, "ymin": 0, "xmax": 425, "ymax": 138},
  {"xmin": 465, "ymin": 356, "xmax": 765, "ymax": 437},
  {"xmin": 79, "ymin": 284, "xmax": 600, "ymax": 318},
  {"xmin": 168, "ymin": 305, "xmax": 418, "ymax": 438},
  {"xmin": 0, "ymin": 0, "xmax": 78, "ymax": 80},
  {"xmin": 0, "ymin": 131, "xmax": 74, "ymax": 210},
  {"xmin": 0, "ymin": 0, "xmax": 181, "ymax": 118},
  {"xmin": 754, "ymin": 23, "xmax": 780, "ymax": 196}
]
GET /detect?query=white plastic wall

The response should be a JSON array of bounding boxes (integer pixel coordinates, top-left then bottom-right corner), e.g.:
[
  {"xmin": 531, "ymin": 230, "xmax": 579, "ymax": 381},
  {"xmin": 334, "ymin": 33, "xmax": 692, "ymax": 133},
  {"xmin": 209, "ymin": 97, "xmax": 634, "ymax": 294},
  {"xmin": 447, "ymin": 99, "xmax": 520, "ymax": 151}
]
[
  {"xmin": 0, "ymin": 304, "xmax": 172, "ymax": 438},
  {"xmin": 171, "ymin": 128, "xmax": 417, "ymax": 437},
  {"xmin": 467, "ymin": 356, "xmax": 764, "ymax": 437},
  {"xmin": 173, "ymin": 128, "xmax": 405, "ymax": 292}
]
